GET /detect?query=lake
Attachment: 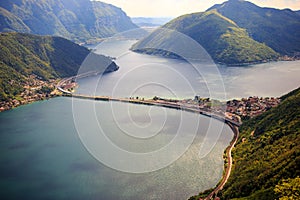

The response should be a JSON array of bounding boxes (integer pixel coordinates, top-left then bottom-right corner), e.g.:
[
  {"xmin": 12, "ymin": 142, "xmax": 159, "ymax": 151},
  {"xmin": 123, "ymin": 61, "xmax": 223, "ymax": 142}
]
[
  {"xmin": 81, "ymin": 40, "xmax": 300, "ymax": 100},
  {"xmin": 0, "ymin": 98, "xmax": 232, "ymax": 199},
  {"xmin": 1, "ymin": 39, "xmax": 300, "ymax": 200}
]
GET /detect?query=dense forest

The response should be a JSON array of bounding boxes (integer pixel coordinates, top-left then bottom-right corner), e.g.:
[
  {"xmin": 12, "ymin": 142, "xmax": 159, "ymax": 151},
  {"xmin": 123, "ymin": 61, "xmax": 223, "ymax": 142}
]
[{"xmin": 222, "ymin": 87, "xmax": 300, "ymax": 199}]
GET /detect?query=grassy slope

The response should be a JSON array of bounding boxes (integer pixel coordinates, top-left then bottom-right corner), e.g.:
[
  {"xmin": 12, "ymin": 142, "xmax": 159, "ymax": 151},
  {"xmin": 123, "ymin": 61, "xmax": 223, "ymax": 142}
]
[
  {"xmin": 220, "ymin": 87, "xmax": 300, "ymax": 199},
  {"xmin": 132, "ymin": 10, "xmax": 278, "ymax": 65}
]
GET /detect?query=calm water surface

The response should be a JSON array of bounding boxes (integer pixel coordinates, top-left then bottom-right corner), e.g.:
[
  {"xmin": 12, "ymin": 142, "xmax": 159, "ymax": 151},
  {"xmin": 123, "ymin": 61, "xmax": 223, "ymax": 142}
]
[
  {"xmin": 0, "ymin": 98, "xmax": 232, "ymax": 199},
  {"xmin": 1, "ymin": 39, "xmax": 300, "ymax": 200},
  {"xmin": 80, "ymin": 40, "xmax": 300, "ymax": 99}
]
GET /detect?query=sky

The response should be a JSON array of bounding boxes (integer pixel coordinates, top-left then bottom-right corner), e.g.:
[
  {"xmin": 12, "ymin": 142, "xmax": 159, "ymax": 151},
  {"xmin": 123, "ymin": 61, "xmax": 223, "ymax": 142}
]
[{"xmin": 97, "ymin": 0, "xmax": 300, "ymax": 17}]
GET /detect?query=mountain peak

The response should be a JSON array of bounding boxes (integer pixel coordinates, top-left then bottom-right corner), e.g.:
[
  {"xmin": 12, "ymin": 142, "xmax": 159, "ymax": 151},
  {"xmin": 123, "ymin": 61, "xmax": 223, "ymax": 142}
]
[
  {"xmin": 207, "ymin": 0, "xmax": 300, "ymax": 55},
  {"xmin": 207, "ymin": 0, "xmax": 257, "ymax": 12}
]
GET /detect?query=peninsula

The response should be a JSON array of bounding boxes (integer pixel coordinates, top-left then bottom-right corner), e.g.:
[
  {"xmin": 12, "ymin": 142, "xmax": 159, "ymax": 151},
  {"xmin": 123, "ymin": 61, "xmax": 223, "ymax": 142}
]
[{"xmin": 0, "ymin": 32, "xmax": 119, "ymax": 112}]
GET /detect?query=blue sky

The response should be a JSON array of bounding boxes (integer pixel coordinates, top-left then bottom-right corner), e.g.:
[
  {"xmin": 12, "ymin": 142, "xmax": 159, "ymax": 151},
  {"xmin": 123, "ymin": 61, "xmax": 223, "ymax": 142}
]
[{"xmin": 98, "ymin": 0, "xmax": 300, "ymax": 17}]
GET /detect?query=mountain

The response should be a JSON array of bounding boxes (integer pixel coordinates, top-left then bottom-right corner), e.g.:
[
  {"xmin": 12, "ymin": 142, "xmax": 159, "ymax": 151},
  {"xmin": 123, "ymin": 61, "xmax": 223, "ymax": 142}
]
[
  {"xmin": 220, "ymin": 87, "xmax": 300, "ymax": 199},
  {"xmin": 132, "ymin": 0, "xmax": 300, "ymax": 65},
  {"xmin": 132, "ymin": 17, "xmax": 173, "ymax": 27},
  {"xmin": 0, "ymin": 32, "xmax": 118, "ymax": 101},
  {"xmin": 0, "ymin": 0, "xmax": 138, "ymax": 43},
  {"xmin": 208, "ymin": 0, "xmax": 300, "ymax": 56},
  {"xmin": 132, "ymin": 9, "xmax": 279, "ymax": 65}
]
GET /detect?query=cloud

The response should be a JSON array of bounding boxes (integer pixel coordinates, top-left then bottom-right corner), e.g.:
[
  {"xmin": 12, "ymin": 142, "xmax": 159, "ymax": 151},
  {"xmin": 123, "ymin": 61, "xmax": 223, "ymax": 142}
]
[{"xmin": 98, "ymin": 0, "xmax": 300, "ymax": 17}]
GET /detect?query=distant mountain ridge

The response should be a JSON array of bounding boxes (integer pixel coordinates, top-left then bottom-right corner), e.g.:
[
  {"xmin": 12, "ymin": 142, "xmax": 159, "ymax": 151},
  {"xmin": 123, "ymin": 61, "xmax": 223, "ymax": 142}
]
[
  {"xmin": 132, "ymin": 0, "xmax": 300, "ymax": 65},
  {"xmin": 132, "ymin": 17, "xmax": 173, "ymax": 27},
  {"xmin": 0, "ymin": 0, "xmax": 138, "ymax": 42}
]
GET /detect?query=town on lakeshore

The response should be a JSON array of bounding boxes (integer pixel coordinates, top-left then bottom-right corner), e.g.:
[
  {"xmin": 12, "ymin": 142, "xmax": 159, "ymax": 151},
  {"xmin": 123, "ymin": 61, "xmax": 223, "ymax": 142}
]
[
  {"xmin": 0, "ymin": 76, "xmax": 281, "ymax": 126},
  {"xmin": 0, "ymin": 75, "xmax": 60, "ymax": 112}
]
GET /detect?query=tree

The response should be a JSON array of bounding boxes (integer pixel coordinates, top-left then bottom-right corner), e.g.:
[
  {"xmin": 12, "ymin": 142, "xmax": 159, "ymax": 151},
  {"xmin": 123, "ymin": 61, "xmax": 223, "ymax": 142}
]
[{"xmin": 274, "ymin": 177, "xmax": 300, "ymax": 200}]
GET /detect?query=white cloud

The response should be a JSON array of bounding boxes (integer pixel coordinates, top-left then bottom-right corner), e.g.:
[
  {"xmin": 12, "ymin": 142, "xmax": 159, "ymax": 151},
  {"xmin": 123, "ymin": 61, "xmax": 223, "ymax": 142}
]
[{"xmin": 98, "ymin": 0, "xmax": 300, "ymax": 17}]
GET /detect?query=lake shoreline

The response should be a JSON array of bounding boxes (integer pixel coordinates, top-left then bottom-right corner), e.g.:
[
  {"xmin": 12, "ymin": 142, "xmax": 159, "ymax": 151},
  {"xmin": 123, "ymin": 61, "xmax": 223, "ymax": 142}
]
[
  {"xmin": 0, "ymin": 92, "xmax": 62, "ymax": 113},
  {"xmin": 0, "ymin": 77, "xmax": 62, "ymax": 113},
  {"xmin": 132, "ymin": 48, "xmax": 300, "ymax": 66}
]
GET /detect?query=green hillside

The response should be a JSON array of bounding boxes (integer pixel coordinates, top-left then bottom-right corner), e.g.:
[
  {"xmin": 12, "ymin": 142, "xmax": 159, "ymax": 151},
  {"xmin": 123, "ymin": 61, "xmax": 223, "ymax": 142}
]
[
  {"xmin": 132, "ymin": 0, "xmax": 300, "ymax": 65},
  {"xmin": 219, "ymin": 87, "xmax": 300, "ymax": 199},
  {"xmin": 208, "ymin": 0, "xmax": 300, "ymax": 56},
  {"xmin": 132, "ymin": 9, "xmax": 279, "ymax": 65},
  {"xmin": 0, "ymin": 32, "xmax": 118, "ymax": 101},
  {"xmin": 0, "ymin": 0, "xmax": 138, "ymax": 43}
]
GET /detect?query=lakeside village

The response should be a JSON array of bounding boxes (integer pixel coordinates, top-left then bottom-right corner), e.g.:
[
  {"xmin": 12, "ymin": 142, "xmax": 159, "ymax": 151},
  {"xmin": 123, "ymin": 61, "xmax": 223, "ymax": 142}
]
[
  {"xmin": 151, "ymin": 95, "xmax": 280, "ymax": 123},
  {"xmin": 0, "ymin": 75, "xmax": 75, "ymax": 112},
  {"xmin": 0, "ymin": 77, "xmax": 280, "ymax": 123}
]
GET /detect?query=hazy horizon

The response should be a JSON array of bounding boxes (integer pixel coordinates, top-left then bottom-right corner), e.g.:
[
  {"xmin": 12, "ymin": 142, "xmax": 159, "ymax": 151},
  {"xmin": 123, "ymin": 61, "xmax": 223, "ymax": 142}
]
[{"xmin": 97, "ymin": 0, "xmax": 300, "ymax": 17}]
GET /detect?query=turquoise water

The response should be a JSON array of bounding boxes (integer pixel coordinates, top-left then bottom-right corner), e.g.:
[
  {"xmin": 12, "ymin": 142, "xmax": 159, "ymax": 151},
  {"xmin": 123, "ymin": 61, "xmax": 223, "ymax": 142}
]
[{"xmin": 0, "ymin": 97, "xmax": 232, "ymax": 199}]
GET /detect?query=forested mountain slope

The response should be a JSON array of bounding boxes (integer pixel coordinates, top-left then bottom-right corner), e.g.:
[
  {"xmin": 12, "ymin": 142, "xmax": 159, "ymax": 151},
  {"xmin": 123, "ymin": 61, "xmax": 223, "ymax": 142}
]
[
  {"xmin": 0, "ymin": 32, "xmax": 118, "ymax": 101},
  {"xmin": 132, "ymin": 9, "xmax": 278, "ymax": 65},
  {"xmin": 220, "ymin": 87, "xmax": 300, "ymax": 199},
  {"xmin": 208, "ymin": 0, "xmax": 300, "ymax": 56},
  {"xmin": 0, "ymin": 0, "xmax": 138, "ymax": 42},
  {"xmin": 132, "ymin": 0, "xmax": 300, "ymax": 65}
]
